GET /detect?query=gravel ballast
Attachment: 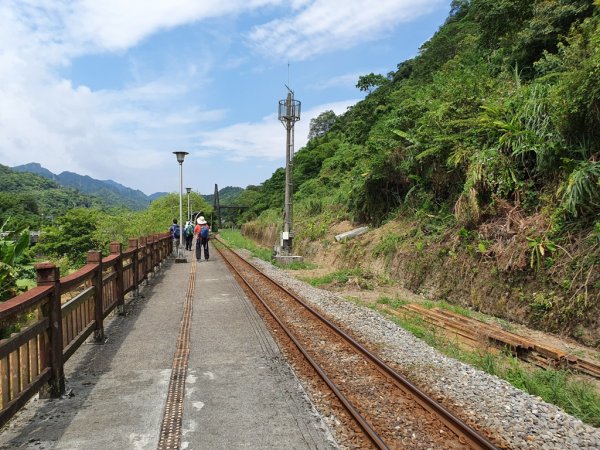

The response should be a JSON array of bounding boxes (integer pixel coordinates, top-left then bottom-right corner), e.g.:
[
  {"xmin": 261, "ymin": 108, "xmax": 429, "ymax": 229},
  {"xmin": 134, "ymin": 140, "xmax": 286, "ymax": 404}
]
[{"xmin": 248, "ymin": 254, "xmax": 600, "ymax": 450}]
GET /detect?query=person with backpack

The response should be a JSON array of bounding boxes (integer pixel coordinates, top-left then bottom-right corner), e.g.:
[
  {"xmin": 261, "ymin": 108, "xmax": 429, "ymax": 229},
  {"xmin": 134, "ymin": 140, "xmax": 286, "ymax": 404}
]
[
  {"xmin": 169, "ymin": 219, "xmax": 181, "ymax": 254},
  {"xmin": 194, "ymin": 216, "xmax": 210, "ymax": 261},
  {"xmin": 184, "ymin": 220, "xmax": 194, "ymax": 251}
]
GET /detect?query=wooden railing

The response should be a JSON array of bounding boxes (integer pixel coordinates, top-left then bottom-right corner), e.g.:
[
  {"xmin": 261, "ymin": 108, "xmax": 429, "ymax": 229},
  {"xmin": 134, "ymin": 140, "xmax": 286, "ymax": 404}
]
[{"xmin": 0, "ymin": 233, "xmax": 172, "ymax": 428}]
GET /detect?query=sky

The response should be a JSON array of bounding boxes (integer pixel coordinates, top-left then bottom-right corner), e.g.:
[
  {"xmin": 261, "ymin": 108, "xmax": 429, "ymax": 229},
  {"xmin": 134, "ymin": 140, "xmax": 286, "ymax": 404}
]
[{"xmin": 0, "ymin": 0, "xmax": 452, "ymax": 196}]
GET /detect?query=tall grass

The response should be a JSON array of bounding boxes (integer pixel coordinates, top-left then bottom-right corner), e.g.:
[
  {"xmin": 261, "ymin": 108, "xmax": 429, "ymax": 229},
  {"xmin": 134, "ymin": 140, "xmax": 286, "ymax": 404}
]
[
  {"xmin": 217, "ymin": 229, "xmax": 273, "ymax": 262},
  {"xmin": 301, "ymin": 268, "xmax": 365, "ymax": 287}
]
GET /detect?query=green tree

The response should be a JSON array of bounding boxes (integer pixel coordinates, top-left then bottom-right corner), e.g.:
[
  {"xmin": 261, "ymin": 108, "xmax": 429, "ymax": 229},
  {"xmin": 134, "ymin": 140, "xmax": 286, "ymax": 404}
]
[
  {"xmin": 356, "ymin": 73, "xmax": 388, "ymax": 94},
  {"xmin": 36, "ymin": 209, "xmax": 102, "ymax": 267},
  {"xmin": 307, "ymin": 110, "xmax": 337, "ymax": 140},
  {"xmin": 0, "ymin": 222, "xmax": 31, "ymax": 301}
]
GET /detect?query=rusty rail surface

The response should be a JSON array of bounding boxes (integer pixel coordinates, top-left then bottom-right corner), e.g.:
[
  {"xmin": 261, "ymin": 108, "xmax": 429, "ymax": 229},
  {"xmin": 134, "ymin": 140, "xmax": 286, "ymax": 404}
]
[
  {"xmin": 215, "ymin": 239, "xmax": 498, "ymax": 450},
  {"xmin": 0, "ymin": 233, "xmax": 172, "ymax": 428}
]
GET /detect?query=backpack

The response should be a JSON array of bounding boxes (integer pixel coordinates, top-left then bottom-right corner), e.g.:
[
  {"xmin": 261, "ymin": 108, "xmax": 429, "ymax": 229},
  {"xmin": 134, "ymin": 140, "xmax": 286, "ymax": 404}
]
[
  {"xmin": 173, "ymin": 225, "xmax": 180, "ymax": 239},
  {"xmin": 185, "ymin": 224, "xmax": 193, "ymax": 237},
  {"xmin": 200, "ymin": 226, "xmax": 209, "ymax": 239}
]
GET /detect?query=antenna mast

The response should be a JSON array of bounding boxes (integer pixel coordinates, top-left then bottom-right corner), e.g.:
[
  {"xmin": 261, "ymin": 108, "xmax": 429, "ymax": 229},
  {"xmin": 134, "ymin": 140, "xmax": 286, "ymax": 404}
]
[{"xmin": 277, "ymin": 79, "xmax": 301, "ymax": 256}]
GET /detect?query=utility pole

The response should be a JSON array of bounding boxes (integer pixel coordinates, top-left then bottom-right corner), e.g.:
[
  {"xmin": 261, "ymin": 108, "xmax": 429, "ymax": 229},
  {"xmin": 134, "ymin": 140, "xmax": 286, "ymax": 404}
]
[
  {"xmin": 213, "ymin": 184, "xmax": 221, "ymax": 229},
  {"xmin": 278, "ymin": 86, "xmax": 301, "ymax": 256}
]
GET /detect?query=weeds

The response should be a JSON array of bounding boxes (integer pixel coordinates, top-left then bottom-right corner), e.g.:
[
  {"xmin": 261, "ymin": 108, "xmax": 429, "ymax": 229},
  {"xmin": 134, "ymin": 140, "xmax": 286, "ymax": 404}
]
[
  {"xmin": 376, "ymin": 295, "xmax": 408, "ymax": 309},
  {"xmin": 372, "ymin": 233, "xmax": 404, "ymax": 258},
  {"xmin": 420, "ymin": 299, "xmax": 473, "ymax": 318},
  {"xmin": 218, "ymin": 229, "xmax": 273, "ymax": 262},
  {"xmin": 527, "ymin": 235, "xmax": 557, "ymax": 271},
  {"xmin": 302, "ymin": 268, "xmax": 364, "ymax": 287},
  {"xmin": 387, "ymin": 311, "xmax": 600, "ymax": 427},
  {"xmin": 274, "ymin": 260, "xmax": 318, "ymax": 270}
]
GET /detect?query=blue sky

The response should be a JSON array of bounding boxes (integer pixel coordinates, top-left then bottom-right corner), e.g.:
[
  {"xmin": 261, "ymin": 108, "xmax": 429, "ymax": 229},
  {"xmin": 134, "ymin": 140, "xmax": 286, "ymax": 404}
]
[{"xmin": 0, "ymin": 0, "xmax": 451, "ymax": 196}]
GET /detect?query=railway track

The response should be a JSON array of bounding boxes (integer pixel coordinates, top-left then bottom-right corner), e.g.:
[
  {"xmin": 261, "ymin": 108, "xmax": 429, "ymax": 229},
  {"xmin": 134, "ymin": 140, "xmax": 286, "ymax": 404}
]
[{"xmin": 214, "ymin": 240, "xmax": 499, "ymax": 450}]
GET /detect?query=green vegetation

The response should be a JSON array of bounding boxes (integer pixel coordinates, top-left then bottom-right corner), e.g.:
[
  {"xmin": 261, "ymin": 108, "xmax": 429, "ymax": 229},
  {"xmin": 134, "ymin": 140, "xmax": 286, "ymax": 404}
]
[
  {"xmin": 377, "ymin": 301, "xmax": 600, "ymax": 427},
  {"xmin": 302, "ymin": 269, "xmax": 359, "ymax": 286},
  {"xmin": 0, "ymin": 223, "xmax": 34, "ymax": 301},
  {"xmin": 217, "ymin": 229, "xmax": 319, "ymax": 270},
  {"xmin": 0, "ymin": 164, "xmax": 102, "ymax": 232},
  {"xmin": 374, "ymin": 295, "xmax": 408, "ymax": 309},
  {"xmin": 36, "ymin": 209, "xmax": 102, "ymax": 267},
  {"xmin": 0, "ymin": 190, "xmax": 213, "ymax": 297},
  {"xmin": 218, "ymin": 229, "xmax": 273, "ymax": 262},
  {"xmin": 301, "ymin": 268, "xmax": 370, "ymax": 288},
  {"xmin": 420, "ymin": 299, "xmax": 474, "ymax": 318},
  {"xmin": 238, "ymin": 0, "xmax": 600, "ymax": 342},
  {"xmin": 279, "ymin": 260, "xmax": 319, "ymax": 270}
]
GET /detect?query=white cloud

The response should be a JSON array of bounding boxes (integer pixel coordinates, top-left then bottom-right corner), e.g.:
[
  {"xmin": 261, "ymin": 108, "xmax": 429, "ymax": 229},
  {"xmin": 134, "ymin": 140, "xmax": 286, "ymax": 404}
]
[
  {"xmin": 0, "ymin": 0, "xmax": 446, "ymax": 193},
  {"xmin": 308, "ymin": 71, "xmax": 365, "ymax": 90},
  {"xmin": 3, "ymin": 1, "xmax": 282, "ymax": 59},
  {"xmin": 198, "ymin": 99, "xmax": 358, "ymax": 161},
  {"xmin": 248, "ymin": 0, "xmax": 443, "ymax": 60},
  {"xmin": 0, "ymin": 0, "xmax": 239, "ymax": 188}
]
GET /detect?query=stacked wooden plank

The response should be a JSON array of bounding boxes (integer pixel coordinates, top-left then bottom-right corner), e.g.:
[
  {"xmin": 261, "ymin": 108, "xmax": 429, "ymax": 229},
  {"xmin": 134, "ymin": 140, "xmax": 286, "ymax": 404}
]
[{"xmin": 380, "ymin": 303, "xmax": 600, "ymax": 379}]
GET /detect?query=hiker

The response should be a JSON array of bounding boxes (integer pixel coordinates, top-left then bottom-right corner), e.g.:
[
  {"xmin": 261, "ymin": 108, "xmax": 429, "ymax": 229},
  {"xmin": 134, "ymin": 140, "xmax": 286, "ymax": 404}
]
[
  {"xmin": 194, "ymin": 216, "xmax": 210, "ymax": 261},
  {"xmin": 169, "ymin": 219, "xmax": 180, "ymax": 254},
  {"xmin": 184, "ymin": 220, "xmax": 194, "ymax": 251}
]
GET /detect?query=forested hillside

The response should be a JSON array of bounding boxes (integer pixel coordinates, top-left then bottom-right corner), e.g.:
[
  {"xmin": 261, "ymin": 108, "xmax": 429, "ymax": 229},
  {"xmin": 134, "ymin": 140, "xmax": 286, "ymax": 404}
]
[
  {"xmin": 0, "ymin": 164, "xmax": 102, "ymax": 231},
  {"xmin": 243, "ymin": 0, "xmax": 600, "ymax": 345}
]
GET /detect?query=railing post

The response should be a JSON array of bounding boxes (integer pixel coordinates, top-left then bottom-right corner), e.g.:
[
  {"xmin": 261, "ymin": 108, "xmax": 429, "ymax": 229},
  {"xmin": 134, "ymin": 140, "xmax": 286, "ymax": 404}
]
[
  {"xmin": 163, "ymin": 234, "xmax": 167, "ymax": 261},
  {"xmin": 36, "ymin": 263, "xmax": 65, "ymax": 398},
  {"xmin": 152, "ymin": 234, "xmax": 158, "ymax": 268},
  {"xmin": 140, "ymin": 237, "xmax": 147, "ymax": 283},
  {"xmin": 160, "ymin": 235, "xmax": 164, "ymax": 262},
  {"xmin": 87, "ymin": 251, "xmax": 105, "ymax": 342},
  {"xmin": 128, "ymin": 238, "xmax": 139, "ymax": 297},
  {"xmin": 147, "ymin": 235, "xmax": 155, "ymax": 277},
  {"xmin": 157, "ymin": 235, "xmax": 162, "ymax": 263},
  {"xmin": 110, "ymin": 242, "xmax": 125, "ymax": 314}
]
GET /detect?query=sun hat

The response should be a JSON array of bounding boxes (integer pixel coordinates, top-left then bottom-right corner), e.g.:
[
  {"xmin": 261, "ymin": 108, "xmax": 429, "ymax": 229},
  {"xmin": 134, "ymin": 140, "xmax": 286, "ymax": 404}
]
[{"xmin": 197, "ymin": 216, "xmax": 207, "ymax": 225}]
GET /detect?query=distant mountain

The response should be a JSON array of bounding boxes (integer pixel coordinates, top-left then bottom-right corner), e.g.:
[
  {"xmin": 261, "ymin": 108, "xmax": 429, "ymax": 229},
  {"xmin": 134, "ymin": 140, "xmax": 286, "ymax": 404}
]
[
  {"xmin": 13, "ymin": 163, "xmax": 151, "ymax": 210},
  {"xmin": 148, "ymin": 192, "xmax": 168, "ymax": 201},
  {"xmin": 13, "ymin": 162, "xmax": 56, "ymax": 180}
]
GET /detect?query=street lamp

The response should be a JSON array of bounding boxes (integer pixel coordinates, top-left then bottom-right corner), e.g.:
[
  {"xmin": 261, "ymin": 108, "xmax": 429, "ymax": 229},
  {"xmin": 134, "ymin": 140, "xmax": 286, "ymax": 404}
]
[
  {"xmin": 173, "ymin": 151, "xmax": 189, "ymax": 262},
  {"xmin": 186, "ymin": 187, "xmax": 192, "ymax": 222}
]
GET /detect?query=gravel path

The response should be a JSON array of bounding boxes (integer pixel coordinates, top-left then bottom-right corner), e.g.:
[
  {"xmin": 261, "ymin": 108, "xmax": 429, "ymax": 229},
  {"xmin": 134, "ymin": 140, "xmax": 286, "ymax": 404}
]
[{"xmin": 247, "ymin": 254, "xmax": 600, "ymax": 450}]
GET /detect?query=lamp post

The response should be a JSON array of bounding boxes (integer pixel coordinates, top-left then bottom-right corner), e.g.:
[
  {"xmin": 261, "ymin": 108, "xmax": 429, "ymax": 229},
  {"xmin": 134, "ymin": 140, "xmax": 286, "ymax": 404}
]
[
  {"xmin": 173, "ymin": 151, "xmax": 189, "ymax": 262},
  {"xmin": 186, "ymin": 187, "xmax": 192, "ymax": 222}
]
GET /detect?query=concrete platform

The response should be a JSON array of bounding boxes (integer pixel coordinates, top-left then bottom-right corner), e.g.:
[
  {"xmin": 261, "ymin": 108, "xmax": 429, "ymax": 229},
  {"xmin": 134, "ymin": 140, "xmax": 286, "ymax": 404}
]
[{"xmin": 0, "ymin": 246, "xmax": 335, "ymax": 449}]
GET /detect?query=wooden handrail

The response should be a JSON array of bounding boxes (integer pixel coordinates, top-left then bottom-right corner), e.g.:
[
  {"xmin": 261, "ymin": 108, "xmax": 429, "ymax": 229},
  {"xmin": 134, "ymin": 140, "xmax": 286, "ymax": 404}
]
[
  {"xmin": 0, "ymin": 286, "xmax": 52, "ymax": 320},
  {"xmin": 0, "ymin": 232, "xmax": 172, "ymax": 428}
]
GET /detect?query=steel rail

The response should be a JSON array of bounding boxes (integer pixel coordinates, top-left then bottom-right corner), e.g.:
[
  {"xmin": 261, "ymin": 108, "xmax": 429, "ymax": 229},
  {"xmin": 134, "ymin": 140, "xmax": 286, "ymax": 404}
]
[
  {"xmin": 215, "ymin": 238, "xmax": 499, "ymax": 450},
  {"xmin": 215, "ymin": 243, "xmax": 388, "ymax": 449}
]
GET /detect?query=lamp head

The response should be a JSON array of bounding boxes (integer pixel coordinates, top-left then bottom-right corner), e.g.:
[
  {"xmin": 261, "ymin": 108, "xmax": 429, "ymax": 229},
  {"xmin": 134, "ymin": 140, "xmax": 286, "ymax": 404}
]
[{"xmin": 173, "ymin": 151, "xmax": 189, "ymax": 163}]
